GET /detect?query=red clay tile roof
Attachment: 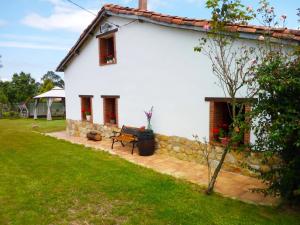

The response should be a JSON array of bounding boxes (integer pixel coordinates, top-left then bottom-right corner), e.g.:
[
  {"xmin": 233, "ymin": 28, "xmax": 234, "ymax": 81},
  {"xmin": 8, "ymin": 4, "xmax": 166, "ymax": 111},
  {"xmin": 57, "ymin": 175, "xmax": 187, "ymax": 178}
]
[{"xmin": 56, "ymin": 4, "xmax": 300, "ymax": 72}]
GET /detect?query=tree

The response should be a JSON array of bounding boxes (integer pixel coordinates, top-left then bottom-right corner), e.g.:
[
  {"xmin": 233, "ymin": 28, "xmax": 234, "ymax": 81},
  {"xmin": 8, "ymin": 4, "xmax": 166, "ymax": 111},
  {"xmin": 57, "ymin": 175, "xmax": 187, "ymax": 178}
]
[
  {"xmin": 251, "ymin": 52, "xmax": 300, "ymax": 203},
  {"xmin": 6, "ymin": 72, "xmax": 38, "ymax": 104},
  {"xmin": 0, "ymin": 81, "xmax": 8, "ymax": 104},
  {"xmin": 242, "ymin": 0, "xmax": 300, "ymax": 204},
  {"xmin": 195, "ymin": 0, "xmax": 255, "ymax": 194},
  {"xmin": 39, "ymin": 78, "xmax": 54, "ymax": 94},
  {"xmin": 39, "ymin": 71, "xmax": 64, "ymax": 93},
  {"xmin": 0, "ymin": 81, "xmax": 8, "ymax": 117}
]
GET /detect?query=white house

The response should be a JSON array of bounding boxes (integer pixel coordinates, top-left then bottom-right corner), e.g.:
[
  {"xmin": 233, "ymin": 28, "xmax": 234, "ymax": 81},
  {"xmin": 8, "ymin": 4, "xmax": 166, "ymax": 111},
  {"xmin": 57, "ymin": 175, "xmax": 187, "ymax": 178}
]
[{"xmin": 57, "ymin": 1, "xmax": 300, "ymax": 153}]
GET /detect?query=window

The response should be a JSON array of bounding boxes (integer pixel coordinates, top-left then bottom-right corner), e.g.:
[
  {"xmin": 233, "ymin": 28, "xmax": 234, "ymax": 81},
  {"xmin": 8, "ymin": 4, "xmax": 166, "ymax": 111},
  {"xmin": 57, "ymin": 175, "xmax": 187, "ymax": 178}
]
[
  {"xmin": 205, "ymin": 97, "xmax": 251, "ymax": 145},
  {"xmin": 80, "ymin": 96, "xmax": 93, "ymax": 122},
  {"xmin": 99, "ymin": 33, "xmax": 116, "ymax": 66},
  {"xmin": 102, "ymin": 95, "xmax": 119, "ymax": 126}
]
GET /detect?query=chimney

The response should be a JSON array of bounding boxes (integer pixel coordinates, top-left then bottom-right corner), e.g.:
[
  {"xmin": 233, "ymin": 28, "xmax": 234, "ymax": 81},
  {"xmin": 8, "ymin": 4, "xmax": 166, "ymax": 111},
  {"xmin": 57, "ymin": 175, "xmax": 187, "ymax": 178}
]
[{"xmin": 139, "ymin": 0, "xmax": 147, "ymax": 10}]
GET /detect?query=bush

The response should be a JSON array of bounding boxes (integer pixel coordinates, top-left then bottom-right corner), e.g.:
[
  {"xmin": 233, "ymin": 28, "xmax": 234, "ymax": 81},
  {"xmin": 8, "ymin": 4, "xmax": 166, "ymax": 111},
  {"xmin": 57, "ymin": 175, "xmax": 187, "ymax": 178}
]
[
  {"xmin": 2, "ymin": 111, "xmax": 20, "ymax": 119},
  {"xmin": 251, "ymin": 52, "xmax": 300, "ymax": 204}
]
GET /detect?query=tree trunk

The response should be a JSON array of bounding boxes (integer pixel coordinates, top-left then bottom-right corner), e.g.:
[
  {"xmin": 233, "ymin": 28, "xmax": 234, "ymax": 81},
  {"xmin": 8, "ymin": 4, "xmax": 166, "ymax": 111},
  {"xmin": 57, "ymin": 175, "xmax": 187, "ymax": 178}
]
[{"xmin": 206, "ymin": 146, "xmax": 229, "ymax": 195}]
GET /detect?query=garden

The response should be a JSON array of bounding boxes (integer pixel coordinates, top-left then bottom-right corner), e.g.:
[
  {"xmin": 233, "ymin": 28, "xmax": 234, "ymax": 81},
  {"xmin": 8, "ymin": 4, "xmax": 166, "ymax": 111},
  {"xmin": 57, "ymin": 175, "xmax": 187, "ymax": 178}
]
[{"xmin": 0, "ymin": 119, "xmax": 300, "ymax": 225}]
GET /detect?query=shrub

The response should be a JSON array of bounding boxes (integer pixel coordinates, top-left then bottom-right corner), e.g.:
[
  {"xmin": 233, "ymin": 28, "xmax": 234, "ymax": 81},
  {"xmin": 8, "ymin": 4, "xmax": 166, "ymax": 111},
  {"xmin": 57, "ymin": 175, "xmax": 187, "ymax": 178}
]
[
  {"xmin": 251, "ymin": 52, "xmax": 300, "ymax": 204},
  {"xmin": 2, "ymin": 111, "xmax": 20, "ymax": 119}
]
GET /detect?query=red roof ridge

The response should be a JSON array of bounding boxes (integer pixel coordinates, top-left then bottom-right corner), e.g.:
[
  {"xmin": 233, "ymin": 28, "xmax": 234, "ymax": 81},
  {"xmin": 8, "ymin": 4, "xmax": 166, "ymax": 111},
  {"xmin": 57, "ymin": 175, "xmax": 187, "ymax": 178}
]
[{"xmin": 102, "ymin": 4, "xmax": 300, "ymax": 41}]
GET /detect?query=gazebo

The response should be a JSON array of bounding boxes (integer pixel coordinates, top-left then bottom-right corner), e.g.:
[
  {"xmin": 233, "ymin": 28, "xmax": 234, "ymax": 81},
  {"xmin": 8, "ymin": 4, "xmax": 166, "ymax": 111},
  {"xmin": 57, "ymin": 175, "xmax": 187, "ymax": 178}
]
[{"xmin": 33, "ymin": 86, "xmax": 65, "ymax": 120}]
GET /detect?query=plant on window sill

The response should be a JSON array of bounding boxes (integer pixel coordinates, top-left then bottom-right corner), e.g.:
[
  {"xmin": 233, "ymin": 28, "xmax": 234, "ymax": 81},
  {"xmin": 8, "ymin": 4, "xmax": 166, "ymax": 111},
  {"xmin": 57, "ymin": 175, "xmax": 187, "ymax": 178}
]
[
  {"xmin": 105, "ymin": 55, "xmax": 115, "ymax": 64},
  {"xmin": 85, "ymin": 111, "xmax": 91, "ymax": 122}
]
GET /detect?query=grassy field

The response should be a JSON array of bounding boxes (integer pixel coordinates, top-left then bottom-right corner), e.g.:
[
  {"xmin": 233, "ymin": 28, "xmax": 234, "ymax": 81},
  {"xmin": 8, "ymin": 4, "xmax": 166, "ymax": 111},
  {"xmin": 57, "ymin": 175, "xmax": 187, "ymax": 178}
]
[{"xmin": 0, "ymin": 119, "xmax": 299, "ymax": 225}]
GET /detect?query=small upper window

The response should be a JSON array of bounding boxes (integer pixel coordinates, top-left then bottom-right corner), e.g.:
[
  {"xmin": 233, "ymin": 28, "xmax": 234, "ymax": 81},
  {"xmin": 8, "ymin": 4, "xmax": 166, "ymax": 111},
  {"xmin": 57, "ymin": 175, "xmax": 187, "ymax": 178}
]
[{"xmin": 99, "ymin": 34, "xmax": 116, "ymax": 66}]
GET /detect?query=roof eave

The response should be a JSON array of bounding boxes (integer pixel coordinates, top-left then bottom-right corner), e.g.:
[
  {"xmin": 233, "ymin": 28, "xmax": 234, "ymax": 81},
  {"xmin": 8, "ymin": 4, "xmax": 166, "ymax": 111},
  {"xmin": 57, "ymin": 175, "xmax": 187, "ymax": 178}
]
[
  {"xmin": 56, "ymin": 9, "xmax": 107, "ymax": 72},
  {"xmin": 106, "ymin": 11, "xmax": 299, "ymax": 46}
]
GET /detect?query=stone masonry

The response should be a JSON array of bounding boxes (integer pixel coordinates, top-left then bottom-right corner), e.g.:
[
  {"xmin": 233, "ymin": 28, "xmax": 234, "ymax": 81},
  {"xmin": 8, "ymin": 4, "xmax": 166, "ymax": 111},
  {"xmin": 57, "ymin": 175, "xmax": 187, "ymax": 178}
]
[{"xmin": 67, "ymin": 119, "xmax": 266, "ymax": 177}]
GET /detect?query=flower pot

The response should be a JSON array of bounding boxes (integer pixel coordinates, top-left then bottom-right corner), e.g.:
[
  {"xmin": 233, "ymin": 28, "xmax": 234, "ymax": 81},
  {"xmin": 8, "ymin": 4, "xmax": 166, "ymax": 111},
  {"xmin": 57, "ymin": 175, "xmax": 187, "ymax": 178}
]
[
  {"xmin": 138, "ymin": 130, "xmax": 155, "ymax": 156},
  {"xmin": 220, "ymin": 137, "xmax": 230, "ymax": 145},
  {"xmin": 86, "ymin": 115, "xmax": 91, "ymax": 121}
]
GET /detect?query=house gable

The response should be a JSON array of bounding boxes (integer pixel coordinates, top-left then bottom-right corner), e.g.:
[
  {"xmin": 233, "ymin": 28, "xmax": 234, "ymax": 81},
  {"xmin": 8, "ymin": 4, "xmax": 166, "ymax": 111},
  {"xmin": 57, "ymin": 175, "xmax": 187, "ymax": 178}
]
[{"xmin": 56, "ymin": 4, "xmax": 300, "ymax": 72}]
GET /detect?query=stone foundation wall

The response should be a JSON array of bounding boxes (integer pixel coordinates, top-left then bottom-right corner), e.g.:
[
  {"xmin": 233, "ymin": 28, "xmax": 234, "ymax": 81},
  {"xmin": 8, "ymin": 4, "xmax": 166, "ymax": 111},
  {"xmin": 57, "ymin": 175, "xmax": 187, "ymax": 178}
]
[
  {"xmin": 67, "ymin": 119, "xmax": 264, "ymax": 176},
  {"xmin": 67, "ymin": 119, "xmax": 119, "ymax": 138},
  {"xmin": 155, "ymin": 134, "xmax": 265, "ymax": 176}
]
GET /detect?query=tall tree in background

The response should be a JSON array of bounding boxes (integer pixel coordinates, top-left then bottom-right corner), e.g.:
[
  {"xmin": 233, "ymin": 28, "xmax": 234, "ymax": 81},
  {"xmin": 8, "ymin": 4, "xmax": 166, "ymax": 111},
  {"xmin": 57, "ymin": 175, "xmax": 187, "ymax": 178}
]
[
  {"xmin": 0, "ymin": 81, "xmax": 8, "ymax": 115},
  {"xmin": 0, "ymin": 81, "xmax": 8, "ymax": 103},
  {"xmin": 39, "ymin": 71, "xmax": 64, "ymax": 93},
  {"xmin": 6, "ymin": 72, "xmax": 38, "ymax": 104}
]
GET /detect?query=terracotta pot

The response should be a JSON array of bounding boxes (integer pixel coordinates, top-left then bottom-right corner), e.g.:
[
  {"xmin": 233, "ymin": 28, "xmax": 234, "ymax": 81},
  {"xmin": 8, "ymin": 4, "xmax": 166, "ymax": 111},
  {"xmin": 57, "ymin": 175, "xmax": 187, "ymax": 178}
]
[{"xmin": 220, "ymin": 137, "xmax": 230, "ymax": 145}]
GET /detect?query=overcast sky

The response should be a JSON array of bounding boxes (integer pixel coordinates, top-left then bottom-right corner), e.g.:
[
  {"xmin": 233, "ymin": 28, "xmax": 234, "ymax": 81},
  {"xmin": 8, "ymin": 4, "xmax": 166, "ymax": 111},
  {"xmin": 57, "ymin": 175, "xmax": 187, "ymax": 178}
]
[{"xmin": 0, "ymin": 0, "xmax": 299, "ymax": 82}]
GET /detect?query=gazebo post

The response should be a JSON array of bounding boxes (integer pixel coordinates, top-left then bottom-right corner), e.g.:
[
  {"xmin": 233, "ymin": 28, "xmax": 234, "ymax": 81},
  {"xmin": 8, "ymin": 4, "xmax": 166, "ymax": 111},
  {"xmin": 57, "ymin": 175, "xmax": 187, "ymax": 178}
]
[
  {"xmin": 33, "ymin": 87, "xmax": 65, "ymax": 120},
  {"xmin": 62, "ymin": 97, "xmax": 66, "ymax": 119},
  {"xmin": 46, "ymin": 98, "xmax": 53, "ymax": 121},
  {"xmin": 34, "ymin": 99, "xmax": 39, "ymax": 120}
]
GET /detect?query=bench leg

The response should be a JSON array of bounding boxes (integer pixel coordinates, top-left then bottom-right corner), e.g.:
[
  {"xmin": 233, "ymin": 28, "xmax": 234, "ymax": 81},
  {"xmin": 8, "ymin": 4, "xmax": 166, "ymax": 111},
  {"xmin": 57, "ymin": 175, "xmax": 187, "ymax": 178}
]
[
  {"xmin": 111, "ymin": 139, "xmax": 115, "ymax": 149},
  {"xmin": 120, "ymin": 141, "xmax": 125, "ymax": 147},
  {"xmin": 131, "ymin": 142, "xmax": 136, "ymax": 155}
]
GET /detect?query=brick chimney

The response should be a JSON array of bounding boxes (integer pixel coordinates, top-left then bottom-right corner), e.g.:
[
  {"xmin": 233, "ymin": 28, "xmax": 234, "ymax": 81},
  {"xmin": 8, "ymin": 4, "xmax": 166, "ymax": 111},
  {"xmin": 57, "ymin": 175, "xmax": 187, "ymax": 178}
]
[{"xmin": 139, "ymin": 0, "xmax": 147, "ymax": 10}]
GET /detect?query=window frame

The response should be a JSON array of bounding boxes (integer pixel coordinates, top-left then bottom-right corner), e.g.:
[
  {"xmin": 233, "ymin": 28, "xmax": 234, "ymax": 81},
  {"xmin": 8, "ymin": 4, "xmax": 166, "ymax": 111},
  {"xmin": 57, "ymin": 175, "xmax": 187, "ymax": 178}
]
[
  {"xmin": 98, "ymin": 31, "xmax": 117, "ymax": 66},
  {"xmin": 79, "ymin": 95, "xmax": 93, "ymax": 123},
  {"xmin": 101, "ymin": 95, "xmax": 120, "ymax": 127},
  {"xmin": 205, "ymin": 97, "xmax": 251, "ymax": 146}
]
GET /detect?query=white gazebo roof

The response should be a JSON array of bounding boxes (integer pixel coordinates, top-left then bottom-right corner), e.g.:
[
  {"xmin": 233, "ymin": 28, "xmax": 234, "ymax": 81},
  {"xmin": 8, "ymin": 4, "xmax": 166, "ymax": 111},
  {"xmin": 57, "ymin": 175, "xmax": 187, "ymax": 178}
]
[{"xmin": 34, "ymin": 86, "xmax": 65, "ymax": 99}]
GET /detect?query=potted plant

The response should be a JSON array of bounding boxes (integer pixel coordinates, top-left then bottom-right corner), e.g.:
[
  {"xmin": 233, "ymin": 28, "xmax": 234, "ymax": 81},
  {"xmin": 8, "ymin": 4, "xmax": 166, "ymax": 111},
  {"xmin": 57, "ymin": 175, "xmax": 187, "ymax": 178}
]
[
  {"xmin": 220, "ymin": 136, "xmax": 230, "ymax": 145},
  {"xmin": 105, "ymin": 55, "xmax": 115, "ymax": 64},
  {"xmin": 212, "ymin": 128, "xmax": 220, "ymax": 142},
  {"xmin": 85, "ymin": 111, "xmax": 91, "ymax": 121},
  {"xmin": 144, "ymin": 106, "xmax": 154, "ymax": 130},
  {"xmin": 138, "ymin": 106, "xmax": 155, "ymax": 156},
  {"xmin": 219, "ymin": 128, "xmax": 231, "ymax": 145}
]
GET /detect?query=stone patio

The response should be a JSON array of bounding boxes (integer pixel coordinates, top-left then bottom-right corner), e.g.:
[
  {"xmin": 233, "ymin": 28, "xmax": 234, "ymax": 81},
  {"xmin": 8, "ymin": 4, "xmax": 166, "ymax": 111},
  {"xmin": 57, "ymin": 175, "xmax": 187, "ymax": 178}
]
[{"xmin": 46, "ymin": 131, "xmax": 278, "ymax": 206}]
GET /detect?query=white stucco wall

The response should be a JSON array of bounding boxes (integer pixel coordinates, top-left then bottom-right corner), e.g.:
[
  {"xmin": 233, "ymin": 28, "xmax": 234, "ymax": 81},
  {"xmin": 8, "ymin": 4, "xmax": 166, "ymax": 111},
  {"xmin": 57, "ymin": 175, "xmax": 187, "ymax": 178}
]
[{"xmin": 64, "ymin": 16, "xmax": 254, "ymax": 140}]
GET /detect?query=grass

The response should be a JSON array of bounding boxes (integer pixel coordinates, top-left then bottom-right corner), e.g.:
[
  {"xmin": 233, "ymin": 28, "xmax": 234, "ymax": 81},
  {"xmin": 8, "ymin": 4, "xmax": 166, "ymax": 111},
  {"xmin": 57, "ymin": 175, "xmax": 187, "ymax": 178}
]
[{"xmin": 0, "ymin": 119, "xmax": 299, "ymax": 225}]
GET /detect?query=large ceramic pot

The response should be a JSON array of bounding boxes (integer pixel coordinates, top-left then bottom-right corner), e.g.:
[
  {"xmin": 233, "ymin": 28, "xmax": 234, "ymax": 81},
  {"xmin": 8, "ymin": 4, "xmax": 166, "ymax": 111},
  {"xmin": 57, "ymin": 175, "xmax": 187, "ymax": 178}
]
[{"xmin": 138, "ymin": 130, "xmax": 155, "ymax": 156}]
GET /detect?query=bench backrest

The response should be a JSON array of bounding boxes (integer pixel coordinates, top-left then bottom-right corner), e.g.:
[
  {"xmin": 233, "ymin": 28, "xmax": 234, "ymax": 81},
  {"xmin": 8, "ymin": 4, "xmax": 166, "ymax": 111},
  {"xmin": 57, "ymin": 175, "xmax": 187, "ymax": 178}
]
[{"xmin": 120, "ymin": 125, "xmax": 140, "ymax": 137}]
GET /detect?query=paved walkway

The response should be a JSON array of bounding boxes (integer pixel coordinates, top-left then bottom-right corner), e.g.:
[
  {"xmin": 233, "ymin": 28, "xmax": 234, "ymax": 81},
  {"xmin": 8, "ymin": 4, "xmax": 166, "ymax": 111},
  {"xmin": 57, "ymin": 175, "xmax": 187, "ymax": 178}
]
[{"xmin": 46, "ymin": 131, "xmax": 278, "ymax": 206}]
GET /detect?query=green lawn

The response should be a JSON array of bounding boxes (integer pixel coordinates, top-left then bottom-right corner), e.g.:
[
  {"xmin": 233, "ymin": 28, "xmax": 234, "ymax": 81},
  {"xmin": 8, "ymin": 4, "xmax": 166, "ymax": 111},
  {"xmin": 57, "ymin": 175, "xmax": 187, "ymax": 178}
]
[{"xmin": 0, "ymin": 119, "xmax": 299, "ymax": 225}]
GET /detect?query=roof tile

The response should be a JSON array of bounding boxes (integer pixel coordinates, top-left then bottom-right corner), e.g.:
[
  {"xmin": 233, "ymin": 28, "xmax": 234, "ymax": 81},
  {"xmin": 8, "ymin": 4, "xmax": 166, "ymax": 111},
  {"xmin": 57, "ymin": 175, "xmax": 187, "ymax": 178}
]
[
  {"xmin": 172, "ymin": 18, "xmax": 184, "ymax": 25},
  {"xmin": 237, "ymin": 27, "xmax": 256, "ymax": 33},
  {"xmin": 102, "ymin": 4, "xmax": 299, "ymax": 43},
  {"xmin": 182, "ymin": 20, "xmax": 196, "ymax": 26},
  {"xmin": 194, "ymin": 21, "xmax": 208, "ymax": 27},
  {"xmin": 159, "ymin": 16, "xmax": 173, "ymax": 24}
]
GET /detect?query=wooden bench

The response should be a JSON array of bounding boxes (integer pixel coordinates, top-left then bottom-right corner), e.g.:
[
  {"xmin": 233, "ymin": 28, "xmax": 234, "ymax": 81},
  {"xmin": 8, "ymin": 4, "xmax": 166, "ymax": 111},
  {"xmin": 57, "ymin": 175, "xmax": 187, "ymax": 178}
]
[{"xmin": 110, "ymin": 126, "xmax": 140, "ymax": 154}]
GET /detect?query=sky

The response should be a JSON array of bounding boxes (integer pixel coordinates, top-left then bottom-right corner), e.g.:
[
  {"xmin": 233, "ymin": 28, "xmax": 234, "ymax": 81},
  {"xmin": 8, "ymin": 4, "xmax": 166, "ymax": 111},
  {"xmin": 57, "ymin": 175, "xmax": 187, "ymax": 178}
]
[{"xmin": 0, "ymin": 0, "xmax": 299, "ymax": 82}]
